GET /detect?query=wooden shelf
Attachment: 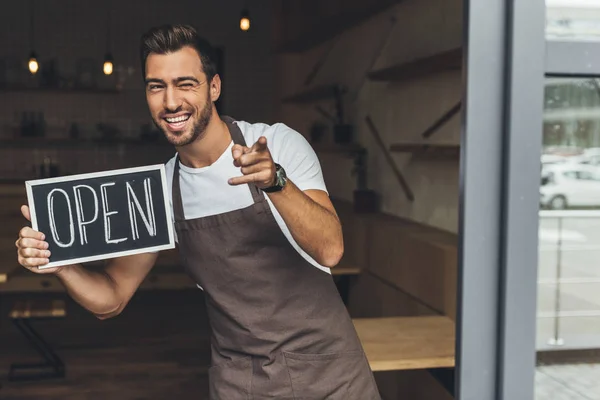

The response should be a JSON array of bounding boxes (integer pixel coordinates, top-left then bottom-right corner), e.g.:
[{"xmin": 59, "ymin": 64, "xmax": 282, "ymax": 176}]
[
  {"xmin": 368, "ymin": 48, "xmax": 463, "ymax": 82},
  {"xmin": 389, "ymin": 143, "xmax": 460, "ymax": 159},
  {"xmin": 275, "ymin": 1, "xmax": 399, "ymax": 54},
  {"xmin": 312, "ymin": 143, "xmax": 364, "ymax": 154},
  {"xmin": 281, "ymin": 84, "xmax": 342, "ymax": 104},
  {"xmin": 10, "ymin": 299, "xmax": 66, "ymax": 319},
  {"xmin": 0, "ymin": 137, "xmax": 169, "ymax": 149},
  {"xmin": 0, "ymin": 86, "xmax": 120, "ymax": 94}
]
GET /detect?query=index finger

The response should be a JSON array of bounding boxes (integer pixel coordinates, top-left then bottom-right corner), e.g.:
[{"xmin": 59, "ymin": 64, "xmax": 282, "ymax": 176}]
[
  {"xmin": 250, "ymin": 136, "xmax": 268, "ymax": 152},
  {"xmin": 19, "ymin": 226, "xmax": 45, "ymax": 241}
]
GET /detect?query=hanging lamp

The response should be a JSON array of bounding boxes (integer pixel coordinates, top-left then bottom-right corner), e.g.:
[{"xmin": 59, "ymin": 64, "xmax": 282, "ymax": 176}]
[
  {"xmin": 240, "ymin": 8, "xmax": 250, "ymax": 31},
  {"xmin": 28, "ymin": 51, "xmax": 39, "ymax": 75},
  {"xmin": 28, "ymin": 0, "xmax": 38, "ymax": 74},
  {"xmin": 103, "ymin": 5, "xmax": 113, "ymax": 75},
  {"xmin": 103, "ymin": 53, "xmax": 114, "ymax": 75}
]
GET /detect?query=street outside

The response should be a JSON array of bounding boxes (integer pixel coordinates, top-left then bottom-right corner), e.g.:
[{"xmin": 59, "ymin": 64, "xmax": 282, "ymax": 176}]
[
  {"xmin": 535, "ymin": 213, "xmax": 600, "ymax": 399},
  {"xmin": 537, "ymin": 215, "xmax": 600, "ymax": 350},
  {"xmin": 536, "ymin": 362, "xmax": 600, "ymax": 400}
]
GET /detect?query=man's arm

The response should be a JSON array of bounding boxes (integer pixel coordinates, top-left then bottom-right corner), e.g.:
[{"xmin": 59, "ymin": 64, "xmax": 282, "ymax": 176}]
[
  {"xmin": 228, "ymin": 136, "xmax": 344, "ymax": 267},
  {"xmin": 56, "ymin": 252, "xmax": 158, "ymax": 319},
  {"xmin": 266, "ymin": 181, "xmax": 343, "ymax": 267},
  {"xmin": 16, "ymin": 205, "xmax": 158, "ymax": 319}
]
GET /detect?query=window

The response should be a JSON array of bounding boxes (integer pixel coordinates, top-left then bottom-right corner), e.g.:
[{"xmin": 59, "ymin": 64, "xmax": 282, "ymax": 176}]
[
  {"xmin": 547, "ymin": 0, "xmax": 600, "ymax": 41},
  {"xmin": 459, "ymin": 0, "xmax": 600, "ymax": 397},
  {"xmin": 535, "ymin": 76, "xmax": 600, "ymax": 399}
]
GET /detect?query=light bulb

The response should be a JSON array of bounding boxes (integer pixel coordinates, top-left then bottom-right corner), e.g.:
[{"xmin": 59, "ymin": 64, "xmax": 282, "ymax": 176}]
[
  {"xmin": 28, "ymin": 52, "xmax": 39, "ymax": 74},
  {"xmin": 29, "ymin": 58, "xmax": 39, "ymax": 74},
  {"xmin": 103, "ymin": 53, "xmax": 114, "ymax": 75},
  {"xmin": 240, "ymin": 17, "xmax": 250, "ymax": 31},
  {"xmin": 103, "ymin": 60, "xmax": 113, "ymax": 75}
]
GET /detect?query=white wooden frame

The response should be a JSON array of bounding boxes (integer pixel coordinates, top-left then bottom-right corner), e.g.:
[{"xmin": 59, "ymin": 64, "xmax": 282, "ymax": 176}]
[{"xmin": 25, "ymin": 164, "xmax": 175, "ymax": 269}]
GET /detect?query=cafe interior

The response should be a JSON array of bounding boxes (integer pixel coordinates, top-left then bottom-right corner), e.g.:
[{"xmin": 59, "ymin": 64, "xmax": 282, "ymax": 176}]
[{"xmin": 0, "ymin": 0, "xmax": 463, "ymax": 398}]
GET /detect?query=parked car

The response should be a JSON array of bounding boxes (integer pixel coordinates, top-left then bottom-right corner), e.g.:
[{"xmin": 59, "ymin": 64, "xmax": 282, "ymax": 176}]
[{"xmin": 540, "ymin": 164, "xmax": 600, "ymax": 209}]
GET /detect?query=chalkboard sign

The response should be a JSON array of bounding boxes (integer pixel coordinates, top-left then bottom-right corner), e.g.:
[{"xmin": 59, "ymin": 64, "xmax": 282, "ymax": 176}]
[{"xmin": 25, "ymin": 164, "xmax": 175, "ymax": 269}]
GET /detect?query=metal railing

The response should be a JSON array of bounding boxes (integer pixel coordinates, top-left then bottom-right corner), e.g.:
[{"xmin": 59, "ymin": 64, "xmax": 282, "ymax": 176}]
[{"xmin": 538, "ymin": 210, "xmax": 600, "ymax": 348}]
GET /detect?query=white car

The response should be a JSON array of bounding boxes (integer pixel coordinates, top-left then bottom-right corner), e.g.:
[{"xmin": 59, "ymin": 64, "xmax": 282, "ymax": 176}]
[
  {"xmin": 541, "ymin": 154, "xmax": 569, "ymax": 166},
  {"xmin": 540, "ymin": 164, "xmax": 600, "ymax": 209}
]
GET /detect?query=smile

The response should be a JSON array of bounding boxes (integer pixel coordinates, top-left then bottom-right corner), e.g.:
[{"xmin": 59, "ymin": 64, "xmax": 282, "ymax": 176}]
[
  {"xmin": 163, "ymin": 114, "xmax": 191, "ymax": 130},
  {"xmin": 165, "ymin": 115, "xmax": 190, "ymax": 123}
]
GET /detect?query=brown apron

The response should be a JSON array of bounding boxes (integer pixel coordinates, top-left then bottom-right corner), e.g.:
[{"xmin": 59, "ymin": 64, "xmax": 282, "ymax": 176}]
[{"xmin": 172, "ymin": 116, "xmax": 381, "ymax": 399}]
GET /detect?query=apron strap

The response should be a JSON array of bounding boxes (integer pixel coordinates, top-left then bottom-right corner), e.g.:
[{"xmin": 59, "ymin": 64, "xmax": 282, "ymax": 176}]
[
  {"xmin": 221, "ymin": 116, "xmax": 264, "ymax": 204},
  {"xmin": 171, "ymin": 116, "xmax": 264, "ymax": 222},
  {"xmin": 172, "ymin": 154, "xmax": 185, "ymax": 222}
]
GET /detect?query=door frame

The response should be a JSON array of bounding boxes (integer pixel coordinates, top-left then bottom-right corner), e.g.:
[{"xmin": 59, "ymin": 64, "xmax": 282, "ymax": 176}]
[{"xmin": 455, "ymin": 0, "xmax": 600, "ymax": 398}]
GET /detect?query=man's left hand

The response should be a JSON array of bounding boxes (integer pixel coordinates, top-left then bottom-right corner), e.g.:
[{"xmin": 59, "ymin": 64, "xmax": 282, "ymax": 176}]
[{"xmin": 228, "ymin": 136, "xmax": 276, "ymax": 189}]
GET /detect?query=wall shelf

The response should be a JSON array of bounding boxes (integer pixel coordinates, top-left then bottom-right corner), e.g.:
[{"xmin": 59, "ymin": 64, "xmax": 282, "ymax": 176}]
[
  {"xmin": 0, "ymin": 86, "xmax": 120, "ymax": 94},
  {"xmin": 0, "ymin": 137, "xmax": 168, "ymax": 149},
  {"xmin": 368, "ymin": 48, "xmax": 463, "ymax": 83},
  {"xmin": 312, "ymin": 143, "xmax": 364, "ymax": 155},
  {"xmin": 389, "ymin": 143, "xmax": 460, "ymax": 159},
  {"xmin": 281, "ymin": 84, "xmax": 342, "ymax": 104},
  {"xmin": 274, "ymin": 1, "xmax": 400, "ymax": 54}
]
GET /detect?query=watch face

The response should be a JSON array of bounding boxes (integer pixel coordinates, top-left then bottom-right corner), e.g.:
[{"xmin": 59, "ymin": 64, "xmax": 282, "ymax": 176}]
[{"xmin": 276, "ymin": 165, "xmax": 287, "ymax": 186}]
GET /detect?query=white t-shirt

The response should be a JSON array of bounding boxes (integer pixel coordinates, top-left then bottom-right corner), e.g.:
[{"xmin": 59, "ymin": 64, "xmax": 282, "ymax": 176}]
[{"xmin": 164, "ymin": 119, "xmax": 331, "ymax": 275}]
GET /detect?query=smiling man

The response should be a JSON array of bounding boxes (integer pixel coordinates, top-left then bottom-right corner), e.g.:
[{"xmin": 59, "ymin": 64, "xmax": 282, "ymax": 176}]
[{"xmin": 15, "ymin": 24, "xmax": 380, "ymax": 399}]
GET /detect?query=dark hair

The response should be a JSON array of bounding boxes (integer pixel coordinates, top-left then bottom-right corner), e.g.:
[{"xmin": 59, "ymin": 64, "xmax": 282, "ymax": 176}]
[{"xmin": 140, "ymin": 24, "xmax": 218, "ymax": 81}]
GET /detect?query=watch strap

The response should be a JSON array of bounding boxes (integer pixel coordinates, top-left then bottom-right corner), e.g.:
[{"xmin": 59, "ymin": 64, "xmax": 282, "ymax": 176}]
[{"xmin": 261, "ymin": 163, "xmax": 286, "ymax": 193}]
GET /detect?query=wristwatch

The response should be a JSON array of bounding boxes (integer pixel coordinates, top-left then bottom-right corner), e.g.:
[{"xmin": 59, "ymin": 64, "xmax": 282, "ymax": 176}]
[{"xmin": 262, "ymin": 163, "xmax": 287, "ymax": 193}]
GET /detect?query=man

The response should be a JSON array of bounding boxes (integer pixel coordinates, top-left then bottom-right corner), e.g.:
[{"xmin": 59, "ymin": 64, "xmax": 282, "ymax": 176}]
[{"xmin": 15, "ymin": 24, "xmax": 380, "ymax": 399}]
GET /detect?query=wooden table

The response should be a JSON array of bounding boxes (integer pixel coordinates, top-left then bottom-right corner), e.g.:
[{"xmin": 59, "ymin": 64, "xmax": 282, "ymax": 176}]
[
  {"xmin": 8, "ymin": 299, "xmax": 67, "ymax": 381},
  {"xmin": 353, "ymin": 315, "xmax": 455, "ymax": 371}
]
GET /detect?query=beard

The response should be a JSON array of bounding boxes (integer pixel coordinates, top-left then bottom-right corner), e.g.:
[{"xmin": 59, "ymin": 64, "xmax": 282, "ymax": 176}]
[{"xmin": 154, "ymin": 98, "xmax": 213, "ymax": 147}]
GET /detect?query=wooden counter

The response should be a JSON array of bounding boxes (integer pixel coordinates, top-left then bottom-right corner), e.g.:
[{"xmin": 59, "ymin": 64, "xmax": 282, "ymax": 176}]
[{"xmin": 353, "ymin": 315, "xmax": 455, "ymax": 371}]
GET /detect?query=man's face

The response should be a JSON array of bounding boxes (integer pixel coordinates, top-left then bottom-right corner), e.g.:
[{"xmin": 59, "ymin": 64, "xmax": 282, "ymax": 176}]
[{"xmin": 144, "ymin": 46, "xmax": 214, "ymax": 147}]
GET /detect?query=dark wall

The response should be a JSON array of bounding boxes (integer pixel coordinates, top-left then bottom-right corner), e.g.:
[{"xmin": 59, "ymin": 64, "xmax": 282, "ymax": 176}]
[
  {"xmin": 0, "ymin": 0, "xmax": 275, "ymax": 179},
  {"xmin": 0, "ymin": 0, "xmax": 275, "ymax": 140}
]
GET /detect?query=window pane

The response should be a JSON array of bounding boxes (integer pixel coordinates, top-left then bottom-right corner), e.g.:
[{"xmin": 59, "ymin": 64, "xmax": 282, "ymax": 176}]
[
  {"xmin": 536, "ymin": 76, "xmax": 600, "ymax": 399},
  {"xmin": 547, "ymin": 0, "xmax": 600, "ymax": 41}
]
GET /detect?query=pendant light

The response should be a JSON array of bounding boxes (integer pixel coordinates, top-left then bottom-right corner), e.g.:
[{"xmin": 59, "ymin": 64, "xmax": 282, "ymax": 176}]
[
  {"xmin": 103, "ymin": 53, "xmax": 114, "ymax": 75},
  {"xmin": 240, "ymin": 8, "xmax": 250, "ymax": 31},
  {"xmin": 28, "ymin": 52, "xmax": 39, "ymax": 75},
  {"xmin": 103, "ymin": 5, "xmax": 113, "ymax": 75},
  {"xmin": 28, "ymin": 0, "xmax": 38, "ymax": 75}
]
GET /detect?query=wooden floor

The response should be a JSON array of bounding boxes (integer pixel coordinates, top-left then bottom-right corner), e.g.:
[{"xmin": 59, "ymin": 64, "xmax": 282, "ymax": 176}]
[{"xmin": 0, "ymin": 289, "xmax": 213, "ymax": 399}]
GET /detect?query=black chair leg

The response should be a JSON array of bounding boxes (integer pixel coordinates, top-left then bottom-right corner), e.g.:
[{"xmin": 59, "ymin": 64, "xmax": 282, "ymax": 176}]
[{"xmin": 8, "ymin": 318, "xmax": 65, "ymax": 381}]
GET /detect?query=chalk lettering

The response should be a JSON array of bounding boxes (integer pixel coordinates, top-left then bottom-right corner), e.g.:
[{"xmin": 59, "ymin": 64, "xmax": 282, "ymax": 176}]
[
  {"xmin": 100, "ymin": 182, "xmax": 127, "ymax": 244},
  {"xmin": 73, "ymin": 184, "xmax": 99, "ymax": 245},
  {"xmin": 126, "ymin": 178, "xmax": 157, "ymax": 240},
  {"xmin": 47, "ymin": 188, "xmax": 75, "ymax": 248}
]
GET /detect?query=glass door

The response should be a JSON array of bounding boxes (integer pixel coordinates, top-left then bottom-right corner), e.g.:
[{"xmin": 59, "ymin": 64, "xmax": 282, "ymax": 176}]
[
  {"xmin": 457, "ymin": 0, "xmax": 600, "ymax": 399},
  {"xmin": 535, "ymin": 2, "xmax": 600, "ymax": 398}
]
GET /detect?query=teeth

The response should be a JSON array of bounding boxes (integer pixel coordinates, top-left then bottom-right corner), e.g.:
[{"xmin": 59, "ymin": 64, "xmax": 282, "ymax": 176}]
[{"xmin": 166, "ymin": 115, "xmax": 190, "ymax": 123}]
